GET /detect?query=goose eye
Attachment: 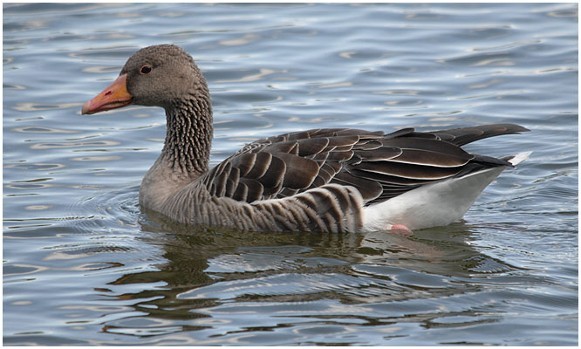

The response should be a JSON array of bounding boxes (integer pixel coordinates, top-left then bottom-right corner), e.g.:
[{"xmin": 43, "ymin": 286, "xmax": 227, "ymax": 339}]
[{"xmin": 140, "ymin": 65, "xmax": 152, "ymax": 74}]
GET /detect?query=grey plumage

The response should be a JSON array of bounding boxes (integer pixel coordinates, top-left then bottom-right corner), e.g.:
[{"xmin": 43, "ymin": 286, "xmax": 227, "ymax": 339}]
[{"xmin": 82, "ymin": 44, "xmax": 529, "ymax": 233}]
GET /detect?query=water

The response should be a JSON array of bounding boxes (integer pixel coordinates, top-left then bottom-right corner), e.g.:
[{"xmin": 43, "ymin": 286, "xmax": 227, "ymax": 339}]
[{"xmin": 3, "ymin": 3, "xmax": 577, "ymax": 345}]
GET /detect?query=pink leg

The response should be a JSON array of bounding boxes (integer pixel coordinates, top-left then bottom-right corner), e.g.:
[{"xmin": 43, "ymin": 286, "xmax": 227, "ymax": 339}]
[{"xmin": 386, "ymin": 223, "xmax": 413, "ymax": 236}]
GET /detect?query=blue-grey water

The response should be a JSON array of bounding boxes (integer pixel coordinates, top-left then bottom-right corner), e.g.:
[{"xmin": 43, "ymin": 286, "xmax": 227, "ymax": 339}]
[{"xmin": 3, "ymin": 3, "xmax": 578, "ymax": 346}]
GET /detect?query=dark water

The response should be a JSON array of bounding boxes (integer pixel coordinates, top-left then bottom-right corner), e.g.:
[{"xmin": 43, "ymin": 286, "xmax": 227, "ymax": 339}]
[{"xmin": 3, "ymin": 3, "xmax": 578, "ymax": 345}]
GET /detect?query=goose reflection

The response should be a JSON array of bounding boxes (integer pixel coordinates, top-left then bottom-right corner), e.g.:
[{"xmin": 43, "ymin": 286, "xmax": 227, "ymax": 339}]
[{"xmin": 101, "ymin": 212, "xmax": 515, "ymax": 339}]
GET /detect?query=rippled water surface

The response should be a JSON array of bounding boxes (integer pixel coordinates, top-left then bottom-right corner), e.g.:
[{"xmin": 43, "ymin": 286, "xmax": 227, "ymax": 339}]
[{"xmin": 3, "ymin": 3, "xmax": 578, "ymax": 345}]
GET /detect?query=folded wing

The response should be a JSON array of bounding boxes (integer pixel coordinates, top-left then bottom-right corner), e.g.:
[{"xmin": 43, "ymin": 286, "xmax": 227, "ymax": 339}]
[{"xmin": 200, "ymin": 124, "xmax": 529, "ymax": 205}]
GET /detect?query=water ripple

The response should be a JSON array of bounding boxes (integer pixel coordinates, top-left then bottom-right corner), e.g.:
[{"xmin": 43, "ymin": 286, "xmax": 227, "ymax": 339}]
[{"xmin": 3, "ymin": 2, "xmax": 577, "ymax": 346}]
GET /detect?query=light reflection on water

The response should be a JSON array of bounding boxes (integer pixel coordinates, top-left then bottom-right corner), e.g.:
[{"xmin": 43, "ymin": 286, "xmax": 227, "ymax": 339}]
[{"xmin": 3, "ymin": 2, "xmax": 578, "ymax": 346}]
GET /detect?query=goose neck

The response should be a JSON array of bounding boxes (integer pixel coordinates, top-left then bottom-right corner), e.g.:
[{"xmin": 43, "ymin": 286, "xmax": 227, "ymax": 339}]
[{"xmin": 161, "ymin": 96, "xmax": 213, "ymax": 176}]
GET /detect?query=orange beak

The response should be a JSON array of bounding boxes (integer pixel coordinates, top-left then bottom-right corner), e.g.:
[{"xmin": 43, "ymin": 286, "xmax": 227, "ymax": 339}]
[{"xmin": 81, "ymin": 74, "xmax": 133, "ymax": 115}]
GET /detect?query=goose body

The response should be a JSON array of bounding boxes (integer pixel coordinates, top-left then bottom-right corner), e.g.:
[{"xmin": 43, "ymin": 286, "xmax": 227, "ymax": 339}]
[{"xmin": 82, "ymin": 44, "xmax": 530, "ymax": 233}]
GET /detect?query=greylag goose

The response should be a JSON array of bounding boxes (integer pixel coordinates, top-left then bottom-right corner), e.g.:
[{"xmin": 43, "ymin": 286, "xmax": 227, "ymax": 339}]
[{"xmin": 82, "ymin": 44, "xmax": 530, "ymax": 233}]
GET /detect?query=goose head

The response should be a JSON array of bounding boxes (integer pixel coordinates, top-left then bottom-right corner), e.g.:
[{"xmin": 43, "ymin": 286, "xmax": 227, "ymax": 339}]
[{"xmin": 82, "ymin": 44, "xmax": 209, "ymax": 115}]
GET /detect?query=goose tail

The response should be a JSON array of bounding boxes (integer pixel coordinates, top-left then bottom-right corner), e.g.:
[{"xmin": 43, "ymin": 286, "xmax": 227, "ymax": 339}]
[{"xmin": 505, "ymin": 151, "xmax": 532, "ymax": 166}]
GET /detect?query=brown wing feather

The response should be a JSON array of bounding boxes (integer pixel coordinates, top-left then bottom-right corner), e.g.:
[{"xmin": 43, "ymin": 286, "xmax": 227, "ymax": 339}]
[
  {"xmin": 415, "ymin": 124, "xmax": 529, "ymax": 146},
  {"xmin": 202, "ymin": 124, "xmax": 529, "ymax": 204}
]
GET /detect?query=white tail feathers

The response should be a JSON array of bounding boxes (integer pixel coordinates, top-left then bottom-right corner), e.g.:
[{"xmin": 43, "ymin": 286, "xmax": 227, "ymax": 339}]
[{"xmin": 508, "ymin": 151, "xmax": 532, "ymax": 166}]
